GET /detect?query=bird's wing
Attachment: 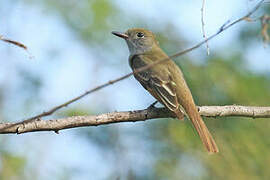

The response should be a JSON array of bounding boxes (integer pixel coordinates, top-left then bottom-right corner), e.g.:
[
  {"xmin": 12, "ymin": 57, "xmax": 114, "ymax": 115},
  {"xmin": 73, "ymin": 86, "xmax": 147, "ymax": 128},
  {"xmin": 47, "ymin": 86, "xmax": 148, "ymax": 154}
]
[
  {"xmin": 130, "ymin": 55, "xmax": 179, "ymax": 111},
  {"xmin": 149, "ymin": 74, "xmax": 179, "ymax": 111}
]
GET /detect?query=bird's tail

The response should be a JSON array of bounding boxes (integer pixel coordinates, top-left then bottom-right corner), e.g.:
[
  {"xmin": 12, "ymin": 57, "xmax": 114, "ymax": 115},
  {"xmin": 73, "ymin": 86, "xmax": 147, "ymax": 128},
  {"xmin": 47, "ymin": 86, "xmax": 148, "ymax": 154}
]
[{"xmin": 175, "ymin": 108, "xmax": 219, "ymax": 153}]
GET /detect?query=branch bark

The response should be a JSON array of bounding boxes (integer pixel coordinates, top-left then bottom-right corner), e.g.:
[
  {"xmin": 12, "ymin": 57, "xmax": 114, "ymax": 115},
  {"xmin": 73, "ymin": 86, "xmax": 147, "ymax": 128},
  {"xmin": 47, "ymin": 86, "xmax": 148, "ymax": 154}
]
[{"xmin": 1, "ymin": 105, "xmax": 269, "ymax": 134}]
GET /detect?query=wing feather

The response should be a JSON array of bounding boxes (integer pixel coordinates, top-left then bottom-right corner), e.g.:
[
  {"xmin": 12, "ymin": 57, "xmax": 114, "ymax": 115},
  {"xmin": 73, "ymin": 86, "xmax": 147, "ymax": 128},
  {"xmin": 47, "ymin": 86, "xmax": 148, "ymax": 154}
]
[{"xmin": 150, "ymin": 76, "xmax": 178, "ymax": 111}]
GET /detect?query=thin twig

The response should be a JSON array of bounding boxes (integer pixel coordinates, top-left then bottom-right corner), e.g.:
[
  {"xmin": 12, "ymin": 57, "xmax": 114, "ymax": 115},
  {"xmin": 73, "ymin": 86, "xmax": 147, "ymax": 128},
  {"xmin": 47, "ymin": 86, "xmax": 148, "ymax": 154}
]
[
  {"xmin": 201, "ymin": 0, "xmax": 210, "ymax": 55},
  {"xmin": 0, "ymin": 36, "xmax": 27, "ymax": 50},
  {"xmin": 0, "ymin": 35, "xmax": 34, "ymax": 59},
  {"xmin": 0, "ymin": 105, "xmax": 269, "ymax": 134},
  {"xmin": 12, "ymin": 0, "xmax": 265, "ymax": 127}
]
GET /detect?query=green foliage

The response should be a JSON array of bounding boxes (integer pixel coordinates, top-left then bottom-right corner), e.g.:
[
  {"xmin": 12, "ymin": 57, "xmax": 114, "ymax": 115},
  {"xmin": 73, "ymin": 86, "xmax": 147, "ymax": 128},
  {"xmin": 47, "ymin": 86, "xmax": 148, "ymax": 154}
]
[{"xmin": 0, "ymin": 151, "xmax": 26, "ymax": 180}]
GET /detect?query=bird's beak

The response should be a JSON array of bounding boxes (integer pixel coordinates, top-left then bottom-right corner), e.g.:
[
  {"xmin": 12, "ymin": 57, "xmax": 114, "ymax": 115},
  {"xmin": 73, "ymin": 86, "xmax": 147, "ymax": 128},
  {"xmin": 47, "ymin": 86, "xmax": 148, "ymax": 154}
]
[{"xmin": 112, "ymin": 31, "xmax": 129, "ymax": 39}]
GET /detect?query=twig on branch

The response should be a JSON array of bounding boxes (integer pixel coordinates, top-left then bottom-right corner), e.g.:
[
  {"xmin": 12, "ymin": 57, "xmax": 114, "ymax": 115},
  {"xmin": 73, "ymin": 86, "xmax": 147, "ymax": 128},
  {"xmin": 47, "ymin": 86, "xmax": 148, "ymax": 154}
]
[
  {"xmin": 0, "ymin": 35, "xmax": 27, "ymax": 50},
  {"xmin": 201, "ymin": 0, "xmax": 210, "ymax": 55},
  {"xmin": 0, "ymin": 105, "xmax": 269, "ymax": 134},
  {"xmin": 260, "ymin": 14, "xmax": 270, "ymax": 44},
  {"xmin": 0, "ymin": 35, "xmax": 34, "ymax": 59},
  {"xmin": 14, "ymin": 0, "xmax": 265, "ymax": 126}
]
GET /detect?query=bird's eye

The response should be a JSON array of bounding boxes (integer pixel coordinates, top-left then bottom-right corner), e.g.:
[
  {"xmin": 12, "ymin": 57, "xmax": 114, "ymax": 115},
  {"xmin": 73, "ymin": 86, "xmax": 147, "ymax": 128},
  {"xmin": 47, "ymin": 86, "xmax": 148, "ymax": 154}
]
[{"xmin": 137, "ymin": 32, "xmax": 144, "ymax": 38}]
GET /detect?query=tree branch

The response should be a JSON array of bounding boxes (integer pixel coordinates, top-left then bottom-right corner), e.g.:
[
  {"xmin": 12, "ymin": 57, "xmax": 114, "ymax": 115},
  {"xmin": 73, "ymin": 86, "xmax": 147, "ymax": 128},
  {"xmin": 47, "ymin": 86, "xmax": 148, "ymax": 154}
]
[
  {"xmin": 201, "ymin": 0, "xmax": 210, "ymax": 55},
  {"xmin": 1, "ymin": 105, "xmax": 269, "ymax": 134}
]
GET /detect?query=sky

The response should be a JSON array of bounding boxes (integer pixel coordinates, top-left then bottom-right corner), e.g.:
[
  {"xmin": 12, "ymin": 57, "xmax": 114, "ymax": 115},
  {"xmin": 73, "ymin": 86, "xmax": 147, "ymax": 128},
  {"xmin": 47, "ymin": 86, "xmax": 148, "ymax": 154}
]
[{"xmin": 0, "ymin": 0, "xmax": 269, "ymax": 179}]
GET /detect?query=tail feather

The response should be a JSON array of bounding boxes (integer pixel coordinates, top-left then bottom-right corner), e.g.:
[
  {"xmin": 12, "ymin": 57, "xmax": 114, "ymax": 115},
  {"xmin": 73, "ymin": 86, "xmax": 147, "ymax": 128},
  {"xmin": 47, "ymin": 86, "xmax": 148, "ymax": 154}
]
[{"xmin": 175, "ymin": 107, "xmax": 219, "ymax": 153}]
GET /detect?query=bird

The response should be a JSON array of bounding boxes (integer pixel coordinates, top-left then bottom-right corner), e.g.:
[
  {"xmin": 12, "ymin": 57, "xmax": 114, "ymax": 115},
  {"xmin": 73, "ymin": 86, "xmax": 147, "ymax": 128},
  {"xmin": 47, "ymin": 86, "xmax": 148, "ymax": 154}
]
[{"xmin": 112, "ymin": 28, "xmax": 218, "ymax": 153}]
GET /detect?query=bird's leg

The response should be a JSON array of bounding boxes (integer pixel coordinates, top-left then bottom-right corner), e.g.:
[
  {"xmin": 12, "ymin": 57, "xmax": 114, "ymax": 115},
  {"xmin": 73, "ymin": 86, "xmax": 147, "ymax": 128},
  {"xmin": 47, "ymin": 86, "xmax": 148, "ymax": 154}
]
[{"xmin": 147, "ymin": 101, "xmax": 158, "ymax": 110}]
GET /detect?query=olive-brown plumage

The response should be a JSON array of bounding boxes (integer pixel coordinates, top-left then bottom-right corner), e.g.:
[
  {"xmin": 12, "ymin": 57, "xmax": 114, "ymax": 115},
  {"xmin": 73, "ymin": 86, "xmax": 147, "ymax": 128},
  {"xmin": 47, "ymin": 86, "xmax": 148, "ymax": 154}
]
[{"xmin": 112, "ymin": 28, "xmax": 219, "ymax": 153}]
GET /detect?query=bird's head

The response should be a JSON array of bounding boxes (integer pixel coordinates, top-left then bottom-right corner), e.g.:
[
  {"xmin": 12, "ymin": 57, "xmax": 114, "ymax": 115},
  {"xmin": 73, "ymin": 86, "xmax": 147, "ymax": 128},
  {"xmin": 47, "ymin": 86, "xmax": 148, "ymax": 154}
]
[{"xmin": 112, "ymin": 28, "xmax": 159, "ymax": 55}]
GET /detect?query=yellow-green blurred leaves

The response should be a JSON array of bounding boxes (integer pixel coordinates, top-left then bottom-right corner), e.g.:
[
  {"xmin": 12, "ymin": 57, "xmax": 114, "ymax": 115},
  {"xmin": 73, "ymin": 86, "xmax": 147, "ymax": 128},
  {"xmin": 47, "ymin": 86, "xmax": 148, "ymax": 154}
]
[{"xmin": 0, "ymin": 152, "xmax": 26, "ymax": 180}]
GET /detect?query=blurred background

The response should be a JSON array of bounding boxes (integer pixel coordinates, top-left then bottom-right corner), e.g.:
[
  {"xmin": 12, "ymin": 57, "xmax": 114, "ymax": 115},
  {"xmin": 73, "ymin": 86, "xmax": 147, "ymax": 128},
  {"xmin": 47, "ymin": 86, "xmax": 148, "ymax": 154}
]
[{"xmin": 0, "ymin": 0, "xmax": 270, "ymax": 179}]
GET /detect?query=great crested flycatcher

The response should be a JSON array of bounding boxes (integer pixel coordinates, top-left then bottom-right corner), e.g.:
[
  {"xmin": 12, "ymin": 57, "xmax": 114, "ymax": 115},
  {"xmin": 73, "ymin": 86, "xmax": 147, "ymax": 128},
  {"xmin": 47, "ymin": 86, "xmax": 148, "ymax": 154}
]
[{"xmin": 112, "ymin": 28, "xmax": 219, "ymax": 153}]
